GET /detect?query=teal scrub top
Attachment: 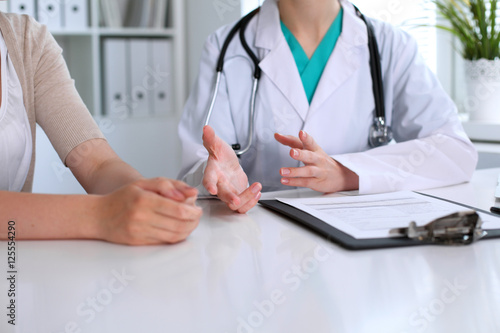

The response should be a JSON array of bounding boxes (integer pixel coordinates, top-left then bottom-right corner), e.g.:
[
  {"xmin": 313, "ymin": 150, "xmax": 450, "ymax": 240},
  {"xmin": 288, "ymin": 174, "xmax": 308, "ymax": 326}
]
[{"xmin": 281, "ymin": 8, "xmax": 344, "ymax": 104}]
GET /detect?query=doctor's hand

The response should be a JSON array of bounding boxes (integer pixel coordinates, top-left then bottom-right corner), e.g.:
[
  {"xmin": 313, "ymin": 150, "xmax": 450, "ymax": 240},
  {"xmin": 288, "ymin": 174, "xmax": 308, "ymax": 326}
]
[
  {"xmin": 275, "ymin": 131, "xmax": 359, "ymax": 193},
  {"xmin": 96, "ymin": 178, "xmax": 202, "ymax": 245},
  {"xmin": 202, "ymin": 125, "xmax": 262, "ymax": 213}
]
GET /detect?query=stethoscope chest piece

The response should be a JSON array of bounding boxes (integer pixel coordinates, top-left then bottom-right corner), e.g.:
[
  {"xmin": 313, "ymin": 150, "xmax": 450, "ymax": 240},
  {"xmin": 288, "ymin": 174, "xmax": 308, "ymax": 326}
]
[{"xmin": 369, "ymin": 117, "xmax": 393, "ymax": 148}]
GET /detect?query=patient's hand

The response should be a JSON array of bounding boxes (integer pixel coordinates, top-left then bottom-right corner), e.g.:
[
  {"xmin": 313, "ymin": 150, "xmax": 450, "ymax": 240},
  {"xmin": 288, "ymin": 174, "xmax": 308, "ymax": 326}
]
[{"xmin": 96, "ymin": 178, "xmax": 202, "ymax": 245}]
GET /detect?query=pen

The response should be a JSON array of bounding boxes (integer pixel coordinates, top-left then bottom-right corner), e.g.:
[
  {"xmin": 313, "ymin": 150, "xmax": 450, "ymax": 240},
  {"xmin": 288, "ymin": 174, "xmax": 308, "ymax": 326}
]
[
  {"xmin": 491, "ymin": 175, "xmax": 500, "ymax": 215},
  {"xmin": 491, "ymin": 206, "xmax": 500, "ymax": 215}
]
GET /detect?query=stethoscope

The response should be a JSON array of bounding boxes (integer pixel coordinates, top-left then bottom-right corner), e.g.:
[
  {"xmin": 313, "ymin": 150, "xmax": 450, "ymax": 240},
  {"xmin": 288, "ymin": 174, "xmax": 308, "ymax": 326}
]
[{"xmin": 204, "ymin": 5, "xmax": 393, "ymax": 156}]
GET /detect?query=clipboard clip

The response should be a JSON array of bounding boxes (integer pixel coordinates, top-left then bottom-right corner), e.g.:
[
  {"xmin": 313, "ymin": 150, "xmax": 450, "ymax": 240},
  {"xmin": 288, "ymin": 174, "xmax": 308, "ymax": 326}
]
[{"xmin": 390, "ymin": 211, "xmax": 487, "ymax": 245}]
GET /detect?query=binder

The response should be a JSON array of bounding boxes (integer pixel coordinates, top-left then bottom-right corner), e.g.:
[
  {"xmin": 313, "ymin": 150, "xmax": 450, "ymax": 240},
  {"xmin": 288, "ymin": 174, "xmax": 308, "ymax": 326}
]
[
  {"xmin": 259, "ymin": 196, "xmax": 500, "ymax": 250},
  {"xmin": 154, "ymin": 0, "xmax": 168, "ymax": 28},
  {"xmin": 8, "ymin": 0, "xmax": 36, "ymax": 17},
  {"xmin": 144, "ymin": 0, "xmax": 155, "ymax": 27},
  {"xmin": 98, "ymin": 0, "xmax": 122, "ymax": 27},
  {"xmin": 151, "ymin": 39, "xmax": 174, "ymax": 116},
  {"xmin": 125, "ymin": 0, "xmax": 155, "ymax": 27},
  {"xmin": 103, "ymin": 38, "xmax": 129, "ymax": 118},
  {"xmin": 99, "ymin": 0, "xmax": 110, "ymax": 27},
  {"xmin": 125, "ymin": 0, "xmax": 145, "ymax": 27},
  {"xmin": 129, "ymin": 39, "xmax": 151, "ymax": 117},
  {"xmin": 63, "ymin": 0, "xmax": 89, "ymax": 30},
  {"xmin": 37, "ymin": 0, "xmax": 63, "ymax": 30}
]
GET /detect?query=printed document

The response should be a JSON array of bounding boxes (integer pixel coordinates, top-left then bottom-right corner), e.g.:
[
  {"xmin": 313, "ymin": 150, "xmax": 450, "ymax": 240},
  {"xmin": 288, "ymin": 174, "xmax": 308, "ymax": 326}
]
[{"xmin": 277, "ymin": 191, "xmax": 500, "ymax": 239}]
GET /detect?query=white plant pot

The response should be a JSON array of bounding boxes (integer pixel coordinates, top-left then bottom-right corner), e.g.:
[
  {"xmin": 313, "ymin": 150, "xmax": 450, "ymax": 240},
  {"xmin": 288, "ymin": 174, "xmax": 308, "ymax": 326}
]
[{"xmin": 464, "ymin": 59, "xmax": 500, "ymax": 123}]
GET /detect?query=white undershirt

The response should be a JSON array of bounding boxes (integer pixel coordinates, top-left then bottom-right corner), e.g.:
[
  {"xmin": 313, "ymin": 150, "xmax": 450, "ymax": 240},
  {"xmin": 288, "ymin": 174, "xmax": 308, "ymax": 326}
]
[{"xmin": 0, "ymin": 30, "xmax": 32, "ymax": 192}]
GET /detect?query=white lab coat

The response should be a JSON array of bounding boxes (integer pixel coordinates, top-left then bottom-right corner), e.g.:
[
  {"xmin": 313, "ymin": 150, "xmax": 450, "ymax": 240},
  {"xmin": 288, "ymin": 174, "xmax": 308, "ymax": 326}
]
[{"xmin": 178, "ymin": 0, "xmax": 477, "ymax": 194}]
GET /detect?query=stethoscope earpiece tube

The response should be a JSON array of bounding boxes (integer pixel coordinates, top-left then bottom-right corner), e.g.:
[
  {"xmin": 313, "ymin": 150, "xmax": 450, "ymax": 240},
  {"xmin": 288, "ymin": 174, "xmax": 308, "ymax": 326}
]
[
  {"xmin": 205, "ymin": 8, "xmax": 261, "ymax": 154},
  {"xmin": 216, "ymin": 11, "xmax": 252, "ymax": 73},
  {"xmin": 353, "ymin": 5, "xmax": 391, "ymax": 148},
  {"xmin": 204, "ymin": 72, "xmax": 222, "ymax": 127},
  {"xmin": 239, "ymin": 9, "xmax": 262, "ymax": 79},
  {"xmin": 367, "ymin": 26, "xmax": 386, "ymax": 120}
]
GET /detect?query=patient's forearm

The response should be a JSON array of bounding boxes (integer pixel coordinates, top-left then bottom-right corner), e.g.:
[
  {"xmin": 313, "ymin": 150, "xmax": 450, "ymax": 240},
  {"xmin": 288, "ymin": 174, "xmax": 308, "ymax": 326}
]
[
  {"xmin": 83, "ymin": 158, "xmax": 143, "ymax": 195},
  {"xmin": 0, "ymin": 191, "xmax": 100, "ymax": 240},
  {"xmin": 66, "ymin": 139, "xmax": 143, "ymax": 195}
]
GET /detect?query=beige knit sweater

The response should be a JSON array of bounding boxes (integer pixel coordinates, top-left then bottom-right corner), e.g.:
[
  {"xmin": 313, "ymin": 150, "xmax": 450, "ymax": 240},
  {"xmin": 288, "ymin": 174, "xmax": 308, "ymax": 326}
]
[{"xmin": 0, "ymin": 12, "xmax": 105, "ymax": 192}]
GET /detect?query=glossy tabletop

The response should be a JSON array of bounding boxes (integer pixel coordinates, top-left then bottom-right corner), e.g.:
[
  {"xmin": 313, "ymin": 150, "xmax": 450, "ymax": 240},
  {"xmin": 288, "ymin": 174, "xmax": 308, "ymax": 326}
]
[{"xmin": 1, "ymin": 168, "xmax": 500, "ymax": 333}]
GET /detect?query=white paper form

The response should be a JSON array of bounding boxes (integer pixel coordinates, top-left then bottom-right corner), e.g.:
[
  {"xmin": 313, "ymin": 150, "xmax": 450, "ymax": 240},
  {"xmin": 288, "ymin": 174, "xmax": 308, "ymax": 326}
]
[{"xmin": 277, "ymin": 191, "xmax": 500, "ymax": 239}]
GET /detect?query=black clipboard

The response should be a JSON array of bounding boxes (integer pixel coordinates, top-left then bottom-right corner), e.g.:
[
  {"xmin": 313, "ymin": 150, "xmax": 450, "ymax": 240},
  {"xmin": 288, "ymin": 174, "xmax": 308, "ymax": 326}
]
[{"xmin": 259, "ymin": 194, "xmax": 500, "ymax": 251}]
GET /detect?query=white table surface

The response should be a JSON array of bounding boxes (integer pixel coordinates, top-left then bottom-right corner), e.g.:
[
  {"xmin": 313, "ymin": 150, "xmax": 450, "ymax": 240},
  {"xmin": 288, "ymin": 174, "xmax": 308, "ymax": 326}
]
[{"xmin": 1, "ymin": 168, "xmax": 500, "ymax": 333}]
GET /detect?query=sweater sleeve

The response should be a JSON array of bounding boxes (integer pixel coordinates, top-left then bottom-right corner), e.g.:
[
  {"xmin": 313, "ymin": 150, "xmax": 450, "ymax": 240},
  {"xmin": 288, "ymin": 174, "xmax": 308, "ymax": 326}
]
[{"xmin": 30, "ymin": 19, "xmax": 105, "ymax": 165}]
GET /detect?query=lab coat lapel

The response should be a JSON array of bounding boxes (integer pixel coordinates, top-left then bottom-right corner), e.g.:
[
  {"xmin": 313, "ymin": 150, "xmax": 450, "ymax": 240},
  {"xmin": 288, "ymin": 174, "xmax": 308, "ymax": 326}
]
[
  {"xmin": 308, "ymin": 1, "xmax": 368, "ymax": 114},
  {"xmin": 255, "ymin": 0, "xmax": 309, "ymax": 121}
]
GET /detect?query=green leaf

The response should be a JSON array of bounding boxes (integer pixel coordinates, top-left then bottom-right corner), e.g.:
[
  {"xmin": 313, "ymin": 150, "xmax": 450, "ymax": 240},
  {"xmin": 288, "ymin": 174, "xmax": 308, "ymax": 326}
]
[{"xmin": 431, "ymin": 0, "xmax": 500, "ymax": 60}]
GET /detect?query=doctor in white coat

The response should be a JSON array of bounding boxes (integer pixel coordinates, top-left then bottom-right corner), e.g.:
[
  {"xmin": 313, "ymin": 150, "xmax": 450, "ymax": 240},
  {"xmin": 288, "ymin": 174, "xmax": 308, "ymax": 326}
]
[{"xmin": 178, "ymin": 0, "xmax": 477, "ymax": 213}]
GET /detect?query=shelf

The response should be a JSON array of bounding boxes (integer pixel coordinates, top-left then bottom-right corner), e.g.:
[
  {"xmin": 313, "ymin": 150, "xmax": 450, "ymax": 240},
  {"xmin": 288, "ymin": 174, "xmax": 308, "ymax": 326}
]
[
  {"xmin": 50, "ymin": 28, "xmax": 176, "ymax": 37},
  {"xmin": 94, "ymin": 113, "xmax": 178, "ymax": 124},
  {"xmin": 462, "ymin": 121, "xmax": 500, "ymax": 143},
  {"xmin": 97, "ymin": 27, "xmax": 176, "ymax": 37},
  {"xmin": 474, "ymin": 142, "xmax": 500, "ymax": 153},
  {"xmin": 41, "ymin": 0, "xmax": 186, "ymax": 118},
  {"xmin": 50, "ymin": 30, "xmax": 95, "ymax": 36}
]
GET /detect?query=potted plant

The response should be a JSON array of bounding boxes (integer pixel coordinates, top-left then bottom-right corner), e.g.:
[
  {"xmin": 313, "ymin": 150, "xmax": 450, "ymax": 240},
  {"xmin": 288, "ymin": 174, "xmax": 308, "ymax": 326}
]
[{"xmin": 433, "ymin": 0, "xmax": 500, "ymax": 123}]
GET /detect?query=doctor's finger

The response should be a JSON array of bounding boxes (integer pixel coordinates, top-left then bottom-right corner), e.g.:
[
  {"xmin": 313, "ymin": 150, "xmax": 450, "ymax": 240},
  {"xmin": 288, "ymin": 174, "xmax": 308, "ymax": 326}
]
[
  {"xmin": 233, "ymin": 183, "xmax": 262, "ymax": 213},
  {"xmin": 202, "ymin": 125, "xmax": 218, "ymax": 157},
  {"xmin": 280, "ymin": 165, "xmax": 320, "ymax": 179},
  {"xmin": 236, "ymin": 191, "xmax": 262, "ymax": 214},
  {"xmin": 202, "ymin": 167, "xmax": 220, "ymax": 195},
  {"xmin": 281, "ymin": 177, "xmax": 316, "ymax": 188},
  {"xmin": 289, "ymin": 148, "xmax": 321, "ymax": 165},
  {"xmin": 299, "ymin": 131, "xmax": 321, "ymax": 152},
  {"xmin": 274, "ymin": 133, "xmax": 303, "ymax": 149},
  {"xmin": 216, "ymin": 181, "xmax": 242, "ymax": 209}
]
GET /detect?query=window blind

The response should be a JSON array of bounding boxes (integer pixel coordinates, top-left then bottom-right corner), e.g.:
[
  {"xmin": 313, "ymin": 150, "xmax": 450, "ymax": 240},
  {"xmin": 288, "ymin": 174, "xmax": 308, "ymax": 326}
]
[
  {"xmin": 350, "ymin": 0, "xmax": 437, "ymax": 72},
  {"xmin": 241, "ymin": 0, "xmax": 262, "ymax": 16}
]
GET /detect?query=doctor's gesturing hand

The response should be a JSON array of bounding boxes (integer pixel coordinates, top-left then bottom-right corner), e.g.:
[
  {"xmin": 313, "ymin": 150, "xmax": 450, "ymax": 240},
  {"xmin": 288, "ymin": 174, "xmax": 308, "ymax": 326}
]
[
  {"xmin": 202, "ymin": 125, "xmax": 262, "ymax": 213},
  {"xmin": 275, "ymin": 131, "xmax": 359, "ymax": 193}
]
